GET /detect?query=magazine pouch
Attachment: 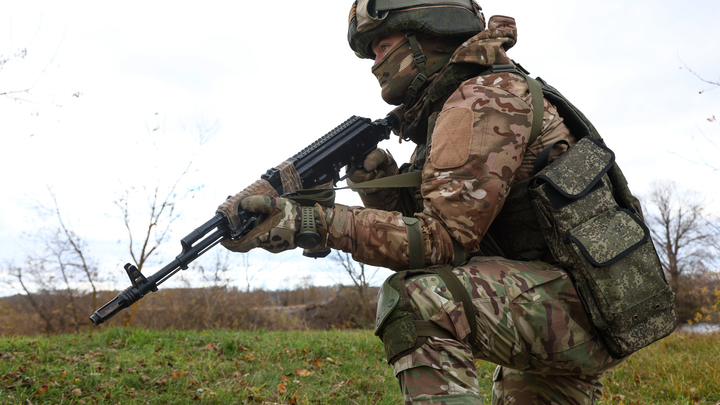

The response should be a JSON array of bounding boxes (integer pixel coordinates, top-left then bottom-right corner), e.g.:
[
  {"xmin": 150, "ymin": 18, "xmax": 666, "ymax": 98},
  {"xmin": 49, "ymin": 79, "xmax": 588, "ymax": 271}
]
[{"xmin": 529, "ymin": 137, "xmax": 676, "ymax": 358}]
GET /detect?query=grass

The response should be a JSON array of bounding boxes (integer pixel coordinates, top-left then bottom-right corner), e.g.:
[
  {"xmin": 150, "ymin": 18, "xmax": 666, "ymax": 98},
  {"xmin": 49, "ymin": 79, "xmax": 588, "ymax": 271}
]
[
  {"xmin": 0, "ymin": 328, "xmax": 398, "ymax": 404},
  {"xmin": 599, "ymin": 332, "xmax": 720, "ymax": 404},
  {"xmin": 0, "ymin": 328, "xmax": 717, "ymax": 404}
]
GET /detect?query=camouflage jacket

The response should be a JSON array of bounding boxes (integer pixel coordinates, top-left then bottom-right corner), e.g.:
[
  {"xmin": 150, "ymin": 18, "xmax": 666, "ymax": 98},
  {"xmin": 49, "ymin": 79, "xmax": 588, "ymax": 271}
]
[{"xmin": 328, "ymin": 16, "xmax": 576, "ymax": 269}]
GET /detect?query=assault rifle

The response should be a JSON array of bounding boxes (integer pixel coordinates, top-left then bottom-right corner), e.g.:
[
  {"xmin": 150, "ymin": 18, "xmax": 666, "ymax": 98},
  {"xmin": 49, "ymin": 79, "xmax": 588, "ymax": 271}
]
[{"xmin": 89, "ymin": 110, "xmax": 400, "ymax": 326}]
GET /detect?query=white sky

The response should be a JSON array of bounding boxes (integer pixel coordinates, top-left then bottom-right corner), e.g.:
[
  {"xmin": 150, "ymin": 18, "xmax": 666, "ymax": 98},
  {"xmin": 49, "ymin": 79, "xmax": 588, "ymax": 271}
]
[{"xmin": 1, "ymin": 0, "xmax": 719, "ymax": 296}]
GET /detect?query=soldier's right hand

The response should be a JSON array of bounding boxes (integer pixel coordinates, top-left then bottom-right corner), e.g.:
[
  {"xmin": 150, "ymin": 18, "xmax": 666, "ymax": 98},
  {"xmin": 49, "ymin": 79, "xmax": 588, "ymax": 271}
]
[{"xmin": 346, "ymin": 149, "xmax": 398, "ymax": 194}]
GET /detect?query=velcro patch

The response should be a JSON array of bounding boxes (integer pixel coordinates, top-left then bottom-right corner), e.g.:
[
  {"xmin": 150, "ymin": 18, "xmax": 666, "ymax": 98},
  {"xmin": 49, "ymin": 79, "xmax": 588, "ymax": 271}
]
[{"xmin": 430, "ymin": 107, "xmax": 473, "ymax": 170}]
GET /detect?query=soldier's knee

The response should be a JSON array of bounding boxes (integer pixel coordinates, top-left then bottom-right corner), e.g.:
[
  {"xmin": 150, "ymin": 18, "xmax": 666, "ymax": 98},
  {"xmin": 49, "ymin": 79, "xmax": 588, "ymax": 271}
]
[{"xmin": 375, "ymin": 272, "xmax": 427, "ymax": 364}]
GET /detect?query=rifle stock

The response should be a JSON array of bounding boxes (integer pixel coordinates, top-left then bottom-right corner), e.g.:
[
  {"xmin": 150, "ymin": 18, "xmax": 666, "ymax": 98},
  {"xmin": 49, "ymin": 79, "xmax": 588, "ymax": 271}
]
[{"xmin": 90, "ymin": 110, "xmax": 400, "ymax": 325}]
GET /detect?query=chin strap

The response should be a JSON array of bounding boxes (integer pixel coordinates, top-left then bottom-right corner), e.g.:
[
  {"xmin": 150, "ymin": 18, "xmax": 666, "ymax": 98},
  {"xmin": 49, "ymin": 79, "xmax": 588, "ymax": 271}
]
[{"xmin": 402, "ymin": 31, "xmax": 452, "ymax": 107}]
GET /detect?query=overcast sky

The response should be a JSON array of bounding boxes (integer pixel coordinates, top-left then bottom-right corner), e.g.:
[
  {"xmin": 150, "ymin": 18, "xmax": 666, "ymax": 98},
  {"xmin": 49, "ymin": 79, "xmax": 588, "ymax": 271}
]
[{"xmin": 1, "ymin": 0, "xmax": 719, "ymax": 296}]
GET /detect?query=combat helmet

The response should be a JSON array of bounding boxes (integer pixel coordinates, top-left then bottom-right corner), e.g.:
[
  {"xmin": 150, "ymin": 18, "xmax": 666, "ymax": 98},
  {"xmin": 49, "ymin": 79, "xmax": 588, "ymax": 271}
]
[
  {"xmin": 348, "ymin": 0, "xmax": 485, "ymax": 106},
  {"xmin": 348, "ymin": 0, "xmax": 485, "ymax": 60}
]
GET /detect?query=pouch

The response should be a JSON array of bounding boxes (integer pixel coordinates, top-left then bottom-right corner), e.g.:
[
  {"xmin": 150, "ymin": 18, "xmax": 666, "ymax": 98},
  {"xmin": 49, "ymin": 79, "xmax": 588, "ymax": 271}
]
[{"xmin": 529, "ymin": 137, "xmax": 676, "ymax": 358}]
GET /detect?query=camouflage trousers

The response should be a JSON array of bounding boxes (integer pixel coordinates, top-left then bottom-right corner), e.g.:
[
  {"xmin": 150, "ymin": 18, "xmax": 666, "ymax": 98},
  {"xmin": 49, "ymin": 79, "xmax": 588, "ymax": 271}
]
[{"xmin": 387, "ymin": 256, "xmax": 623, "ymax": 405}]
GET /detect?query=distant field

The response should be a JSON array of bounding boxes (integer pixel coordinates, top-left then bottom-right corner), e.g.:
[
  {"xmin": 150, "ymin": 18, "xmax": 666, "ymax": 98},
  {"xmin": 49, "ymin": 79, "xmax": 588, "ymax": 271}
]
[{"xmin": 0, "ymin": 328, "xmax": 717, "ymax": 404}]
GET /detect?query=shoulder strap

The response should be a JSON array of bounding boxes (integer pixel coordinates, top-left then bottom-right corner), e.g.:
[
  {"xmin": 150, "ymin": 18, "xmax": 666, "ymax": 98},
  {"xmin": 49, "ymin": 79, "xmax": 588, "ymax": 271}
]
[
  {"xmin": 525, "ymin": 75, "xmax": 544, "ymax": 146},
  {"xmin": 486, "ymin": 64, "xmax": 544, "ymax": 146}
]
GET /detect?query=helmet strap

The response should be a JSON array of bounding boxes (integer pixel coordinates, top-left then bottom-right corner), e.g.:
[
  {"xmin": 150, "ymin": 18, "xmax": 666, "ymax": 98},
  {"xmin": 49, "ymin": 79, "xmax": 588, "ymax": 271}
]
[
  {"xmin": 406, "ymin": 32, "xmax": 427, "ymax": 72},
  {"xmin": 403, "ymin": 31, "xmax": 452, "ymax": 107}
]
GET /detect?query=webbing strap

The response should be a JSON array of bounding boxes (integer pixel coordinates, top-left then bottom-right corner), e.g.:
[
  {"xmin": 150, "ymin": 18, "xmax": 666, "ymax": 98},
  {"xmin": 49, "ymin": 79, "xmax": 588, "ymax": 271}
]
[
  {"xmin": 405, "ymin": 32, "xmax": 426, "ymax": 72},
  {"xmin": 487, "ymin": 64, "xmax": 544, "ymax": 146},
  {"xmin": 403, "ymin": 31, "xmax": 453, "ymax": 107},
  {"xmin": 284, "ymin": 189, "xmax": 335, "ymax": 208},
  {"xmin": 343, "ymin": 170, "xmax": 422, "ymax": 190},
  {"xmin": 403, "ymin": 217, "xmax": 425, "ymax": 270},
  {"xmin": 433, "ymin": 265, "xmax": 477, "ymax": 346},
  {"xmin": 525, "ymin": 75, "xmax": 545, "ymax": 146},
  {"xmin": 414, "ymin": 320, "xmax": 455, "ymax": 339},
  {"xmin": 533, "ymin": 140, "xmax": 570, "ymax": 174},
  {"xmin": 451, "ymin": 239, "xmax": 468, "ymax": 267}
]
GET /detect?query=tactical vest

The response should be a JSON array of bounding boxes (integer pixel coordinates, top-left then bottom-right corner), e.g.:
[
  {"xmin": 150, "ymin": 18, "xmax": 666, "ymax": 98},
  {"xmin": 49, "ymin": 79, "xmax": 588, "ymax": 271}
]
[
  {"xmin": 398, "ymin": 63, "xmax": 643, "ymax": 260},
  {"xmin": 395, "ymin": 62, "xmax": 547, "ymax": 258},
  {"xmin": 395, "ymin": 62, "xmax": 677, "ymax": 358}
]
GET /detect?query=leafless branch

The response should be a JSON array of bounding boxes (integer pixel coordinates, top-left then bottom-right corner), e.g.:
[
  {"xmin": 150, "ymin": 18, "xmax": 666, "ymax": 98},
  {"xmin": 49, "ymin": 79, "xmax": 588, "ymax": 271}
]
[
  {"xmin": 679, "ymin": 57, "xmax": 720, "ymax": 93},
  {"xmin": 1, "ymin": 24, "xmax": 67, "ymax": 103}
]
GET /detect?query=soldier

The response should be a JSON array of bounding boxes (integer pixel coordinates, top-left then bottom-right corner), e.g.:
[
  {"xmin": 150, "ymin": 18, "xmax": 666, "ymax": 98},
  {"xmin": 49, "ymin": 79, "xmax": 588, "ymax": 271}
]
[{"xmin": 217, "ymin": 1, "xmax": 655, "ymax": 403}]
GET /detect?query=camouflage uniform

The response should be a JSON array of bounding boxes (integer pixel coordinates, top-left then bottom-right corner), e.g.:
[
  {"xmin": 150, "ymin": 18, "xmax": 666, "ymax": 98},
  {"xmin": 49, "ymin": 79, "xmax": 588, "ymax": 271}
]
[
  {"xmin": 218, "ymin": 10, "xmax": 626, "ymax": 404},
  {"xmin": 326, "ymin": 16, "xmax": 624, "ymax": 404},
  {"xmin": 394, "ymin": 257, "xmax": 619, "ymax": 404}
]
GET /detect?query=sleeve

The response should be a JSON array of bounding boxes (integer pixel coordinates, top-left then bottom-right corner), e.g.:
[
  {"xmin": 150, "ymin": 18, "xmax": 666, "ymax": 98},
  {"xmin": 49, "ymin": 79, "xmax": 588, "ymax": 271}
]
[
  {"xmin": 324, "ymin": 72, "xmax": 536, "ymax": 269},
  {"xmin": 422, "ymin": 73, "xmax": 533, "ymax": 253}
]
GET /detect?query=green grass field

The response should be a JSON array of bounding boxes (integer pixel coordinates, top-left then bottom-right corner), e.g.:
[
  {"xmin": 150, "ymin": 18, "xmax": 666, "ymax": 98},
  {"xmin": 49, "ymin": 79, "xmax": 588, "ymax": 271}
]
[{"xmin": 0, "ymin": 328, "xmax": 717, "ymax": 404}]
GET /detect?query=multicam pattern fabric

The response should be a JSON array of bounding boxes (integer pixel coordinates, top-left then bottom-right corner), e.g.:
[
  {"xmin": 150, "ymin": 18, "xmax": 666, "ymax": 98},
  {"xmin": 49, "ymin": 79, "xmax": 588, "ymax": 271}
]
[
  {"xmin": 397, "ymin": 338, "xmax": 483, "ymax": 404},
  {"xmin": 347, "ymin": 149, "xmax": 401, "ymax": 201},
  {"xmin": 216, "ymin": 179, "xmax": 279, "ymax": 230},
  {"xmin": 327, "ymin": 15, "xmax": 575, "ymax": 268},
  {"xmin": 371, "ymin": 35, "xmax": 467, "ymax": 105},
  {"xmin": 221, "ymin": 196, "xmax": 301, "ymax": 253},
  {"xmin": 394, "ymin": 256, "xmax": 621, "ymax": 404},
  {"xmin": 450, "ymin": 15, "xmax": 516, "ymax": 66},
  {"xmin": 491, "ymin": 367, "xmax": 606, "ymax": 405},
  {"xmin": 372, "ymin": 37, "xmax": 416, "ymax": 105},
  {"xmin": 327, "ymin": 206, "xmax": 455, "ymax": 267}
]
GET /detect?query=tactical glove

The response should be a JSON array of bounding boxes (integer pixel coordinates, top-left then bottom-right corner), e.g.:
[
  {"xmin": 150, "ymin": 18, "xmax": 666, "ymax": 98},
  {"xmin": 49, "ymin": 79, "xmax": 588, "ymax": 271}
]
[
  {"xmin": 346, "ymin": 148, "xmax": 401, "ymax": 211},
  {"xmin": 346, "ymin": 148, "xmax": 399, "ymax": 194},
  {"xmin": 220, "ymin": 196, "xmax": 306, "ymax": 254}
]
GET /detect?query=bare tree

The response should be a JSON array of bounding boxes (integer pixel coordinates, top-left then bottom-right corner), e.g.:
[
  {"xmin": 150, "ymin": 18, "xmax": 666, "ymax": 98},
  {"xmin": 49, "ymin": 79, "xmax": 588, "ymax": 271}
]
[
  {"xmin": 329, "ymin": 251, "xmax": 381, "ymax": 326},
  {"xmin": 645, "ymin": 180, "xmax": 719, "ymax": 295},
  {"xmin": 113, "ymin": 166, "xmax": 196, "ymax": 325},
  {"xmin": 4, "ymin": 261, "xmax": 57, "ymax": 333},
  {"xmin": 48, "ymin": 192, "xmax": 99, "ymax": 311},
  {"xmin": 112, "ymin": 116, "xmax": 219, "ymax": 325},
  {"xmin": 3, "ymin": 191, "xmax": 99, "ymax": 333},
  {"xmin": 115, "ymin": 172, "xmax": 189, "ymax": 272}
]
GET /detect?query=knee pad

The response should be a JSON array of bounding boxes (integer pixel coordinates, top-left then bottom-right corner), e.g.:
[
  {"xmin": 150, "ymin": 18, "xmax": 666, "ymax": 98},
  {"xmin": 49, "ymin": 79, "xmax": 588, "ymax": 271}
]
[
  {"xmin": 375, "ymin": 271, "xmax": 427, "ymax": 364},
  {"xmin": 375, "ymin": 266, "xmax": 468, "ymax": 364}
]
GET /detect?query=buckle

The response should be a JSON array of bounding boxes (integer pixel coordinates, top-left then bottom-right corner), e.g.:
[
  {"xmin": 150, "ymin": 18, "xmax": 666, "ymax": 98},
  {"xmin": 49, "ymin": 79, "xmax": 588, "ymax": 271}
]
[{"xmin": 409, "ymin": 73, "xmax": 427, "ymax": 89}]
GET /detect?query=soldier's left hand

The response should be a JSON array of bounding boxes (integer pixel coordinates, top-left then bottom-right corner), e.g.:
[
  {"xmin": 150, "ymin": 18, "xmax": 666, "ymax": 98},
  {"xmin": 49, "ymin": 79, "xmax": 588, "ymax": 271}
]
[
  {"xmin": 347, "ymin": 148, "xmax": 398, "ymax": 194},
  {"xmin": 220, "ymin": 196, "xmax": 301, "ymax": 254}
]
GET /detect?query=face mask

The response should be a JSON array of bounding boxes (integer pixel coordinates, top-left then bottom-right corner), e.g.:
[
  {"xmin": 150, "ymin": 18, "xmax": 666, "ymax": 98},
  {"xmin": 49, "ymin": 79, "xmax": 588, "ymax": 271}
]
[
  {"xmin": 371, "ymin": 38, "xmax": 415, "ymax": 105},
  {"xmin": 371, "ymin": 35, "xmax": 464, "ymax": 106}
]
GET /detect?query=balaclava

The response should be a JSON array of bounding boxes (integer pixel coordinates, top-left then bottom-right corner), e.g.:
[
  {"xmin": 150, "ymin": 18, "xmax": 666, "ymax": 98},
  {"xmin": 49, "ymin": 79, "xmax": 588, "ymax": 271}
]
[{"xmin": 371, "ymin": 34, "xmax": 464, "ymax": 106}]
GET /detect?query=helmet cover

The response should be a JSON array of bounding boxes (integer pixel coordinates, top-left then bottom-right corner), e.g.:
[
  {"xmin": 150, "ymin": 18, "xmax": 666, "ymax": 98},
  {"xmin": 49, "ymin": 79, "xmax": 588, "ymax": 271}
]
[{"xmin": 348, "ymin": 0, "xmax": 486, "ymax": 59}]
